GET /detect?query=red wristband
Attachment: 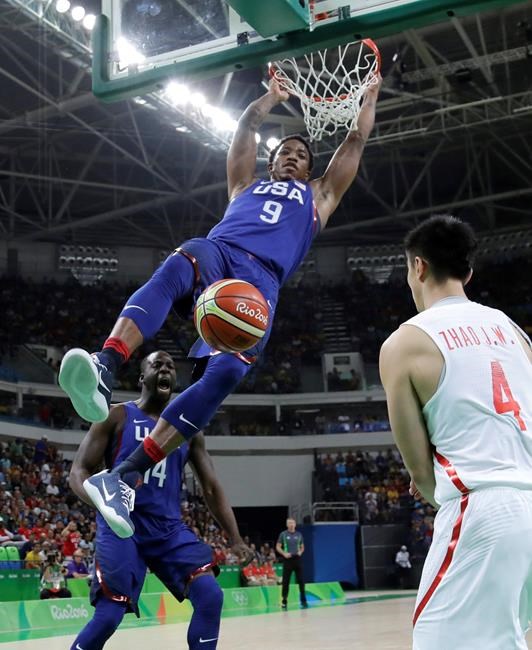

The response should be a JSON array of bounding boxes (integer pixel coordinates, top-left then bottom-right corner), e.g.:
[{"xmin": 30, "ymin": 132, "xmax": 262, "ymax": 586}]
[
  {"xmin": 103, "ymin": 337, "xmax": 131, "ymax": 362},
  {"xmin": 143, "ymin": 436, "xmax": 165, "ymax": 463}
]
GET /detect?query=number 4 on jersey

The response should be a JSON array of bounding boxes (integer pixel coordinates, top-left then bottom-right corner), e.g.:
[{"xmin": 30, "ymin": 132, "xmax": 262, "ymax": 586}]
[{"xmin": 491, "ymin": 361, "xmax": 527, "ymax": 431}]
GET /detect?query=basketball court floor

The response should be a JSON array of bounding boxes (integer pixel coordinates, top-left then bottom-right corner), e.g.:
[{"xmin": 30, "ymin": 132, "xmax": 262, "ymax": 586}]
[{"xmin": 7, "ymin": 594, "xmax": 532, "ymax": 649}]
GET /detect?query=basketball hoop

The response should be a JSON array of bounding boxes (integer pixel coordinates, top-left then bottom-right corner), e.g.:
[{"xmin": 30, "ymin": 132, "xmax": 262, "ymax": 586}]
[{"xmin": 269, "ymin": 38, "xmax": 381, "ymax": 142}]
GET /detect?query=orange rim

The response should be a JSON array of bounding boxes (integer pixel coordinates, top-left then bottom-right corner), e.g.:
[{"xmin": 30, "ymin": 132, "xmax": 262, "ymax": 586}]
[{"xmin": 269, "ymin": 38, "xmax": 381, "ymax": 103}]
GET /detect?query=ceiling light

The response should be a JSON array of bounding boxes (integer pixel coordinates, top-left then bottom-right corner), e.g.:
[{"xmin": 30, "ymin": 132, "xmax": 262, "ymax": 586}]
[
  {"xmin": 71, "ymin": 5, "xmax": 85, "ymax": 21},
  {"xmin": 190, "ymin": 92, "xmax": 206, "ymax": 108},
  {"xmin": 165, "ymin": 81, "xmax": 189, "ymax": 105},
  {"xmin": 55, "ymin": 0, "xmax": 70, "ymax": 13},
  {"xmin": 266, "ymin": 137, "xmax": 280, "ymax": 150},
  {"xmin": 255, "ymin": 133, "xmax": 261, "ymax": 144},
  {"xmin": 82, "ymin": 13, "xmax": 96, "ymax": 29},
  {"xmin": 116, "ymin": 36, "xmax": 146, "ymax": 66}
]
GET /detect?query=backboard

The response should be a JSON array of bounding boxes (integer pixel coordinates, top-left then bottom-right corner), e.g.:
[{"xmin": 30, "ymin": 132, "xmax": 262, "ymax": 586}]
[{"xmin": 92, "ymin": 0, "xmax": 528, "ymax": 102}]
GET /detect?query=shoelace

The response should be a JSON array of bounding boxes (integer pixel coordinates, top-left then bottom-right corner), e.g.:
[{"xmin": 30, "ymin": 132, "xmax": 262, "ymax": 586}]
[{"xmin": 119, "ymin": 481, "xmax": 135, "ymax": 512}]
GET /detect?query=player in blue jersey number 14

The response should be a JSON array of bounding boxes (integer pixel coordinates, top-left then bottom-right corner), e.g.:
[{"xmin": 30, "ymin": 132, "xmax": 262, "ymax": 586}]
[
  {"xmin": 59, "ymin": 74, "xmax": 382, "ymax": 538},
  {"xmin": 68, "ymin": 351, "xmax": 252, "ymax": 650}
]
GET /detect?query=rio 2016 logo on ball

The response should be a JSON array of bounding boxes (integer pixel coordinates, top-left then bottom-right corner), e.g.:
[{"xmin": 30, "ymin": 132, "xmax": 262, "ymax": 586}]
[{"xmin": 194, "ymin": 279, "xmax": 270, "ymax": 353}]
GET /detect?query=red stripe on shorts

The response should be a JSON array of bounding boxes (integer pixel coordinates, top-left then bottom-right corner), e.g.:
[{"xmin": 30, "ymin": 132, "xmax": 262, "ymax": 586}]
[
  {"xmin": 434, "ymin": 451, "xmax": 469, "ymax": 495},
  {"xmin": 413, "ymin": 493, "xmax": 469, "ymax": 627},
  {"xmin": 95, "ymin": 560, "xmax": 129, "ymax": 604}
]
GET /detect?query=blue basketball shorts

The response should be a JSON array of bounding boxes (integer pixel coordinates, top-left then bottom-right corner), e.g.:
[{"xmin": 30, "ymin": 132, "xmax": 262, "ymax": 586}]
[
  {"xmin": 91, "ymin": 513, "xmax": 216, "ymax": 615},
  {"xmin": 175, "ymin": 238, "xmax": 280, "ymax": 361}
]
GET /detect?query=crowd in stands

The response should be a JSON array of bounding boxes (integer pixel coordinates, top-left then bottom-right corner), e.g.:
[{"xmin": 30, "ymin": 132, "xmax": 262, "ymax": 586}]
[
  {"xmin": 0, "ymin": 435, "xmax": 284, "ymax": 588},
  {"xmin": 0, "ymin": 435, "xmax": 97, "ymax": 577},
  {"xmin": 1, "ymin": 253, "xmax": 530, "ymax": 396},
  {"xmin": 314, "ymin": 448, "xmax": 435, "ymax": 561},
  {"xmin": 0, "ymin": 431, "xmax": 437, "ymax": 592}
]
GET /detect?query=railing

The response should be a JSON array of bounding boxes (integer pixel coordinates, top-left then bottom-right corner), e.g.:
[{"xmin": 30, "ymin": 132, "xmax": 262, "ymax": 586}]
[
  {"xmin": 312, "ymin": 501, "xmax": 359, "ymax": 523},
  {"xmin": 289, "ymin": 503, "xmax": 313, "ymax": 524}
]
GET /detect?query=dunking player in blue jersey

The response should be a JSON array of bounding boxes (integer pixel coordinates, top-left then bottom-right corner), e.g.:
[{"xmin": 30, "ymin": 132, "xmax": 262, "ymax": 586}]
[
  {"xmin": 59, "ymin": 75, "xmax": 381, "ymax": 537},
  {"xmin": 68, "ymin": 350, "xmax": 251, "ymax": 650}
]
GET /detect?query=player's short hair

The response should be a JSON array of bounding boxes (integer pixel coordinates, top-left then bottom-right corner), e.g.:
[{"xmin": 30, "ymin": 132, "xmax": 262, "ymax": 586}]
[
  {"xmin": 268, "ymin": 134, "xmax": 314, "ymax": 172},
  {"xmin": 140, "ymin": 350, "xmax": 172, "ymax": 375},
  {"xmin": 404, "ymin": 215, "xmax": 478, "ymax": 283}
]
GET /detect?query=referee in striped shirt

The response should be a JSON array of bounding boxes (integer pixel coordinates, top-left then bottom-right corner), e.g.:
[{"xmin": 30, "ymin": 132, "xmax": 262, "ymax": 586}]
[{"xmin": 276, "ymin": 518, "xmax": 308, "ymax": 610}]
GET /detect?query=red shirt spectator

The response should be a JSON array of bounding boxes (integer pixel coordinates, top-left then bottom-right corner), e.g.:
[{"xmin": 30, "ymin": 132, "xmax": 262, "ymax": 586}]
[
  {"xmin": 243, "ymin": 559, "xmax": 262, "ymax": 583},
  {"xmin": 18, "ymin": 524, "xmax": 32, "ymax": 539},
  {"xmin": 61, "ymin": 522, "xmax": 81, "ymax": 557},
  {"xmin": 32, "ymin": 525, "xmax": 47, "ymax": 540},
  {"xmin": 260, "ymin": 563, "xmax": 276, "ymax": 580},
  {"xmin": 0, "ymin": 522, "xmax": 14, "ymax": 543},
  {"xmin": 213, "ymin": 546, "xmax": 226, "ymax": 565}
]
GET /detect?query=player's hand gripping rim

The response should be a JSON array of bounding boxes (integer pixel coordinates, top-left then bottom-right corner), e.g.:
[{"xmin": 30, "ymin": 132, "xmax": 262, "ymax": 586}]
[{"xmin": 268, "ymin": 77, "xmax": 290, "ymax": 104}]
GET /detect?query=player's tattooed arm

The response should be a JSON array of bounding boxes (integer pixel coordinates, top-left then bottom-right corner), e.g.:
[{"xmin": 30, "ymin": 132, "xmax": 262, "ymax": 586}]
[
  {"xmin": 68, "ymin": 404, "xmax": 126, "ymax": 506},
  {"xmin": 310, "ymin": 74, "xmax": 382, "ymax": 228},
  {"xmin": 227, "ymin": 77, "xmax": 289, "ymax": 201},
  {"xmin": 379, "ymin": 328, "xmax": 438, "ymax": 508},
  {"xmin": 188, "ymin": 433, "xmax": 252, "ymax": 563}
]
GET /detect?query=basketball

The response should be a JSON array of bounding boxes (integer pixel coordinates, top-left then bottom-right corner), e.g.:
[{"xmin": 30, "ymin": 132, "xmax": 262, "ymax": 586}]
[{"xmin": 194, "ymin": 279, "xmax": 270, "ymax": 353}]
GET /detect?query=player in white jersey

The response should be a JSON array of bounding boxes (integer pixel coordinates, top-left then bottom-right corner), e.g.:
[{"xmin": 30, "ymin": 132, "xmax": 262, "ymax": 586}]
[{"xmin": 379, "ymin": 215, "xmax": 532, "ymax": 650}]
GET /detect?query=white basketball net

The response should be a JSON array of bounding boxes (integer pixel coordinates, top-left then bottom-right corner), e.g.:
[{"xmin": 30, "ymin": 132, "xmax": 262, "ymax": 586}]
[{"xmin": 270, "ymin": 39, "xmax": 381, "ymax": 142}]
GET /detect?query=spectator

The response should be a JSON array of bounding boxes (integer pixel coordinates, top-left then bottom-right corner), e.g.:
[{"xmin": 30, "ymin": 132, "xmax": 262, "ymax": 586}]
[
  {"xmin": 242, "ymin": 558, "xmax": 263, "ymax": 586},
  {"xmin": 213, "ymin": 544, "xmax": 226, "ymax": 566},
  {"xmin": 61, "ymin": 521, "xmax": 81, "ymax": 559},
  {"xmin": 34, "ymin": 436, "xmax": 49, "ymax": 464},
  {"xmin": 65, "ymin": 550, "xmax": 89, "ymax": 579},
  {"xmin": 395, "ymin": 545, "xmax": 412, "ymax": 589},
  {"xmin": 25, "ymin": 541, "xmax": 44, "ymax": 569},
  {"xmin": 40, "ymin": 551, "xmax": 71, "ymax": 599},
  {"xmin": 19, "ymin": 532, "xmax": 37, "ymax": 560},
  {"xmin": 260, "ymin": 561, "xmax": 279, "ymax": 586},
  {"xmin": 40, "ymin": 462, "xmax": 52, "ymax": 486},
  {"xmin": 0, "ymin": 515, "xmax": 14, "ymax": 544},
  {"xmin": 46, "ymin": 477, "xmax": 60, "ymax": 497}
]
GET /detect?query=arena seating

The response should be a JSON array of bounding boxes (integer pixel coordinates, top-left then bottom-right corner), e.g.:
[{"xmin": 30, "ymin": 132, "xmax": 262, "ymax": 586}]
[{"xmin": 1, "ymin": 253, "xmax": 529, "ymax": 395}]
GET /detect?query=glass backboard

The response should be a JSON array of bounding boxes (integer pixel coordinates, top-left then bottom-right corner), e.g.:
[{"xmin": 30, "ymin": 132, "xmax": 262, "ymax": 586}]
[{"xmin": 92, "ymin": 0, "xmax": 528, "ymax": 102}]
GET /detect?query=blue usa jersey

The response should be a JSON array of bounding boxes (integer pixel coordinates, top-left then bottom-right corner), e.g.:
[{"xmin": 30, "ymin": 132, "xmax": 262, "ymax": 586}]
[
  {"xmin": 104, "ymin": 402, "xmax": 188, "ymax": 521},
  {"xmin": 207, "ymin": 179, "xmax": 320, "ymax": 285}
]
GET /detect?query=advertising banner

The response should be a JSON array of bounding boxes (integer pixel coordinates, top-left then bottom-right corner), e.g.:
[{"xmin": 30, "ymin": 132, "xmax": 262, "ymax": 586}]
[{"xmin": 0, "ymin": 582, "xmax": 344, "ymax": 643}]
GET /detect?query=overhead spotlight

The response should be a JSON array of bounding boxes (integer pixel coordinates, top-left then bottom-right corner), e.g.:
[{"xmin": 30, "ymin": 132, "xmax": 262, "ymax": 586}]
[
  {"xmin": 218, "ymin": 113, "xmax": 237, "ymax": 132},
  {"xmin": 201, "ymin": 105, "xmax": 237, "ymax": 132},
  {"xmin": 82, "ymin": 13, "xmax": 96, "ymax": 29},
  {"xmin": 116, "ymin": 36, "xmax": 146, "ymax": 67},
  {"xmin": 55, "ymin": 0, "xmax": 70, "ymax": 13},
  {"xmin": 255, "ymin": 133, "xmax": 261, "ymax": 144},
  {"xmin": 266, "ymin": 137, "xmax": 280, "ymax": 150},
  {"xmin": 71, "ymin": 5, "xmax": 85, "ymax": 21},
  {"xmin": 190, "ymin": 92, "xmax": 206, "ymax": 108},
  {"xmin": 165, "ymin": 81, "xmax": 188, "ymax": 105}
]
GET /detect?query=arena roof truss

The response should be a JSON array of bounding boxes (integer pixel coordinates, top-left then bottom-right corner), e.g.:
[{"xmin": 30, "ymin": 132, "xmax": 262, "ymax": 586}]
[{"xmin": 0, "ymin": 0, "xmax": 530, "ymax": 247}]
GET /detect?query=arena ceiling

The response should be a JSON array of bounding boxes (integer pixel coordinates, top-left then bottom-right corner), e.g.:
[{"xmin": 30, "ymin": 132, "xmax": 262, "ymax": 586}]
[{"xmin": 0, "ymin": 0, "xmax": 531, "ymax": 249}]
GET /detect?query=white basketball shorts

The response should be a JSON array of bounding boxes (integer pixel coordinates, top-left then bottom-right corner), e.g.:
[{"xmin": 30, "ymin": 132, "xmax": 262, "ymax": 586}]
[{"xmin": 413, "ymin": 487, "xmax": 532, "ymax": 650}]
